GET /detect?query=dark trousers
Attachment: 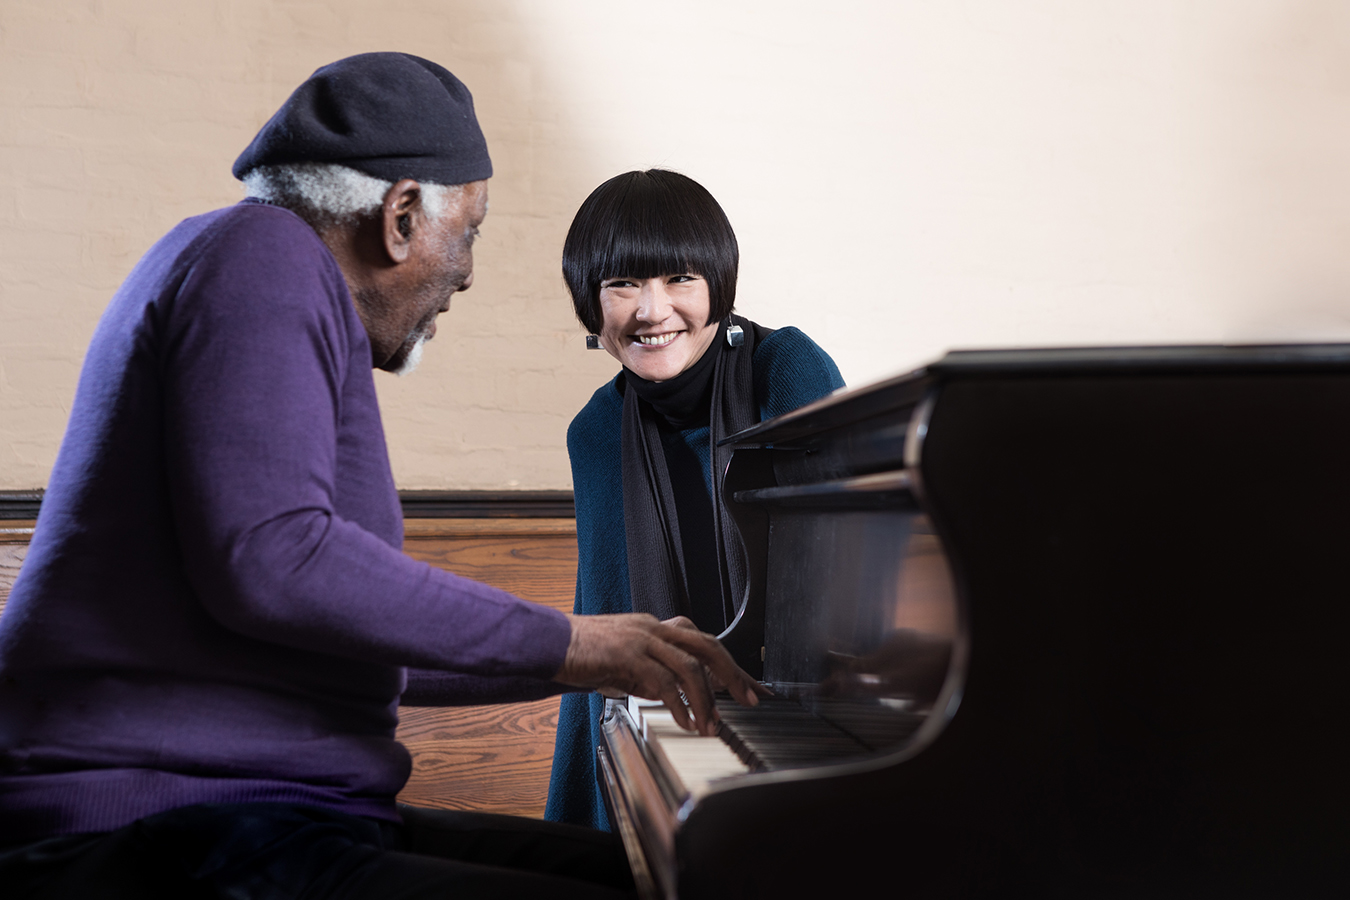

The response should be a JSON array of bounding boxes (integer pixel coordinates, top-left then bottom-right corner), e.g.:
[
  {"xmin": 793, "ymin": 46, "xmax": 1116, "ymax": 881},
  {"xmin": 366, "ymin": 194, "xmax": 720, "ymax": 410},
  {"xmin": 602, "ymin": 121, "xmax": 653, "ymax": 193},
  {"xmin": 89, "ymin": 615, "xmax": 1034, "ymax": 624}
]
[{"xmin": 1, "ymin": 802, "xmax": 636, "ymax": 899}]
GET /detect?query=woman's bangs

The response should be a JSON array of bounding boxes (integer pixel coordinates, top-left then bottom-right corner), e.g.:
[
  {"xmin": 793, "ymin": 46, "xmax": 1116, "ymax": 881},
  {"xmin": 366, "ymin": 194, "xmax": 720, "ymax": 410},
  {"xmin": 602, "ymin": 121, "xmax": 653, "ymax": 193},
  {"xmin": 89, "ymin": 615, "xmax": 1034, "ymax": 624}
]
[{"xmin": 597, "ymin": 214, "xmax": 710, "ymax": 281}]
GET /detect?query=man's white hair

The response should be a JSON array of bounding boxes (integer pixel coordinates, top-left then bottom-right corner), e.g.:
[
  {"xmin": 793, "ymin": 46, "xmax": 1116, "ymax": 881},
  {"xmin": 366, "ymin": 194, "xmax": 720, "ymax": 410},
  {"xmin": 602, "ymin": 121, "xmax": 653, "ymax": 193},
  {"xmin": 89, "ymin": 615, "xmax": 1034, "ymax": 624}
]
[{"xmin": 242, "ymin": 162, "xmax": 460, "ymax": 228}]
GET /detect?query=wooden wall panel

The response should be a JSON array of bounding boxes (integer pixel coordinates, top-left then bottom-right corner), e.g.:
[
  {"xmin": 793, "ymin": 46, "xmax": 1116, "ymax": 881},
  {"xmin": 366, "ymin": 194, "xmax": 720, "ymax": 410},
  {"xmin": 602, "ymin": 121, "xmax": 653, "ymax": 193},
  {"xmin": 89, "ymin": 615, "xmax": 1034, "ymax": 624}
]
[
  {"xmin": 0, "ymin": 522, "xmax": 35, "ymax": 618},
  {"xmin": 396, "ymin": 518, "xmax": 578, "ymax": 818},
  {"xmin": 401, "ymin": 518, "xmax": 577, "ymax": 613},
  {"xmin": 0, "ymin": 517, "xmax": 582, "ymax": 820}
]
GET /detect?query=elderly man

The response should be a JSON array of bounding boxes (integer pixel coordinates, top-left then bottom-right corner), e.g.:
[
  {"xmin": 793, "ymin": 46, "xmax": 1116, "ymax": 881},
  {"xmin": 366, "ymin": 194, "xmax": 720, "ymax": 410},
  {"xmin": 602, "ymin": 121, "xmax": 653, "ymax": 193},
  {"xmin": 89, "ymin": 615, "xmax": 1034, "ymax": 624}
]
[{"xmin": 0, "ymin": 53, "xmax": 760, "ymax": 898}]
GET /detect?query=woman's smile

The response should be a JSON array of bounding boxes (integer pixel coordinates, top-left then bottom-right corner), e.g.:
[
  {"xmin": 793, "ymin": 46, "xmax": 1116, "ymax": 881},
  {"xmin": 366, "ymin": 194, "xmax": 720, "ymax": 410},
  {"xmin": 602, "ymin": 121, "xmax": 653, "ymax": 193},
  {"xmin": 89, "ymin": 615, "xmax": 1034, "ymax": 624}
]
[{"xmin": 634, "ymin": 332, "xmax": 679, "ymax": 347}]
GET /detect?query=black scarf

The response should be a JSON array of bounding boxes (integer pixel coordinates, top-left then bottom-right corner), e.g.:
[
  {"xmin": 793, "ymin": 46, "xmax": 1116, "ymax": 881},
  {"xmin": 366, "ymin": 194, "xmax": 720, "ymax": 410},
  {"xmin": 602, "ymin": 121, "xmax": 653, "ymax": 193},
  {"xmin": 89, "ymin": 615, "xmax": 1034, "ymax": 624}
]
[{"xmin": 620, "ymin": 315, "xmax": 766, "ymax": 630}]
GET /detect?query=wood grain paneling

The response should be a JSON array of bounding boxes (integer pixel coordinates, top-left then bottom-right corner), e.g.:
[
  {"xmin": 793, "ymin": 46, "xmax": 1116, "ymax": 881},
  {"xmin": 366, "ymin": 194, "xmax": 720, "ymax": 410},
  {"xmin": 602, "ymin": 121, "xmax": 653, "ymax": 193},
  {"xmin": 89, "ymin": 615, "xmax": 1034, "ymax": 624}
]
[
  {"xmin": 401, "ymin": 524, "xmax": 577, "ymax": 615},
  {"xmin": 0, "ymin": 522, "xmax": 32, "ymax": 617},
  {"xmin": 0, "ymin": 517, "xmax": 581, "ymax": 819},
  {"xmin": 0, "ymin": 544, "xmax": 28, "ymax": 617},
  {"xmin": 396, "ymin": 518, "xmax": 577, "ymax": 817},
  {"xmin": 0, "ymin": 520, "xmax": 37, "ymax": 541}
]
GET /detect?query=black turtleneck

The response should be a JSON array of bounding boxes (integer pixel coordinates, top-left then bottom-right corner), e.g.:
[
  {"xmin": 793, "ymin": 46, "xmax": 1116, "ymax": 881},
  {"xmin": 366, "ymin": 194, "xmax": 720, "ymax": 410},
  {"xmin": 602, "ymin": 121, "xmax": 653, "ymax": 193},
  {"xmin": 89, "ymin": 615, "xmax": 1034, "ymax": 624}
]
[{"xmin": 620, "ymin": 322, "xmax": 727, "ymax": 631}]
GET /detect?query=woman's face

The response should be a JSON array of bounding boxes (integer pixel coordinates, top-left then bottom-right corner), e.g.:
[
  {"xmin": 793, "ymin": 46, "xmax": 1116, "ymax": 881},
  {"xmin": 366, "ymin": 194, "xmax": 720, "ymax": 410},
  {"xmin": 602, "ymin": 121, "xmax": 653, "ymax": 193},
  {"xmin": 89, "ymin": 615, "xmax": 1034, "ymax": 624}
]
[{"xmin": 597, "ymin": 274, "xmax": 720, "ymax": 382}]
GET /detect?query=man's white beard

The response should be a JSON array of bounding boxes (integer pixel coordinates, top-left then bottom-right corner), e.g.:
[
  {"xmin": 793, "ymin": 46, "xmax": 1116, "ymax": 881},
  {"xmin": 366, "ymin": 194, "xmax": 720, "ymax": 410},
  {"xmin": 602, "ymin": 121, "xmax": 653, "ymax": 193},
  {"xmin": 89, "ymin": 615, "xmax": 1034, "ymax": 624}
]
[{"xmin": 393, "ymin": 333, "xmax": 428, "ymax": 377}]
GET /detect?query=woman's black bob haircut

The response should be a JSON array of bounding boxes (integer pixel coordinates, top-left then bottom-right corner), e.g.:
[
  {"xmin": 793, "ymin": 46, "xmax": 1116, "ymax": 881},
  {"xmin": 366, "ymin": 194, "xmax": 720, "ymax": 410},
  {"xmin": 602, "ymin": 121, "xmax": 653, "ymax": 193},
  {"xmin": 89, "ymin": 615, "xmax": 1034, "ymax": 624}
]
[{"xmin": 562, "ymin": 169, "xmax": 739, "ymax": 335}]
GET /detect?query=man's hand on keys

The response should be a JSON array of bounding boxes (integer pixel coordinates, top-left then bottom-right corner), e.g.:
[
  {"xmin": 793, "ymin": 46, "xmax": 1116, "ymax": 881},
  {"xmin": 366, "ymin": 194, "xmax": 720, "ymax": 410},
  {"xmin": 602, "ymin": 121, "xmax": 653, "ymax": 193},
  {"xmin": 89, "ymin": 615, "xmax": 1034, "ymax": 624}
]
[{"xmin": 556, "ymin": 613, "xmax": 769, "ymax": 735}]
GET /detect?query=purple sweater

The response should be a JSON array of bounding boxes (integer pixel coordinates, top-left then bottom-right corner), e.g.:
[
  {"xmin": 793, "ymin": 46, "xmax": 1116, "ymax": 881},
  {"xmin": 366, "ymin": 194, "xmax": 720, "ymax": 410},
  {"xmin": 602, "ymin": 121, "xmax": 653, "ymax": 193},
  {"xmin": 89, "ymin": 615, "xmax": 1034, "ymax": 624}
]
[{"xmin": 0, "ymin": 201, "xmax": 573, "ymax": 842}]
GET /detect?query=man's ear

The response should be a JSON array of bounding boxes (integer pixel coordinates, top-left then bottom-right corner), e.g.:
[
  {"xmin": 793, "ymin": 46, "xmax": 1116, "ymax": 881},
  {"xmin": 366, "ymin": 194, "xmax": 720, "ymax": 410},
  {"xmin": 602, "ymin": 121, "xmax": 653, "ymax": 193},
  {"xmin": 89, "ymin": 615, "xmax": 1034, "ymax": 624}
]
[{"xmin": 381, "ymin": 179, "xmax": 423, "ymax": 264}]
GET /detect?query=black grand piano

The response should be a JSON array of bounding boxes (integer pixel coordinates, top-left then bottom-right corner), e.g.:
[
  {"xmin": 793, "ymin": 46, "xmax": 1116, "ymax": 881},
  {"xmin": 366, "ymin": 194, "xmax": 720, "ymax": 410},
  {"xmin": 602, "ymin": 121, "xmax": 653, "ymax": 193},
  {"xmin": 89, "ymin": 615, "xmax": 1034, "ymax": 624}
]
[{"xmin": 596, "ymin": 345, "xmax": 1350, "ymax": 899}]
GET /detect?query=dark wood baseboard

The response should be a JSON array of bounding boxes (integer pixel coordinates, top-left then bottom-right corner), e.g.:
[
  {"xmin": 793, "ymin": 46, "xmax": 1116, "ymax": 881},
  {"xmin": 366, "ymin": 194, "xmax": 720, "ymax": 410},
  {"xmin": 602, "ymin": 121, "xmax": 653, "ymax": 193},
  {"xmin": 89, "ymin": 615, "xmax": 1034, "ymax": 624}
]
[
  {"xmin": 398, "ymin": 491, "xmax": 574, "ymax": 518},
  {"xmin": 0, "ymin": 491, "xmax": 42, "ymax": 520}
]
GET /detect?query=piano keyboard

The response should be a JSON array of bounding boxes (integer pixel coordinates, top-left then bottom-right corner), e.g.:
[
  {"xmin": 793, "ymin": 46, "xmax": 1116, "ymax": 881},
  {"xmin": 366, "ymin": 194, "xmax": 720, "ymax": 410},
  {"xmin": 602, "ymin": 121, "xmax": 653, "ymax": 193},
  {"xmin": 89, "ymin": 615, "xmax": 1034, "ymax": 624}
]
[
  {"xmin": 628, "ymin": 694, "xmax": 929, "ymax": 802},
  {"xmin": 638, "ymin": 706, "xmax": 750, "ymax": 799},
  {"xmin": 605, "ymin": 693, "xmax": 936, "ymax": 898}
]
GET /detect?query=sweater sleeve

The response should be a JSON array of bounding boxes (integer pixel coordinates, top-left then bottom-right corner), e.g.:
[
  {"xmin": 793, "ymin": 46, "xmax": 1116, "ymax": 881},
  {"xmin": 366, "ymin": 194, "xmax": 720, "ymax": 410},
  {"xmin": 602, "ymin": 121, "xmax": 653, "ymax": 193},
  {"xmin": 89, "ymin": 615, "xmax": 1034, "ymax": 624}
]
[
  {"xmin": 159, "ymin": 209, "xmax": 571, "ymax": 679},
  {"xmin": 402, "ymin": 668, "xmax": 580, "ymax": 706},
  {"xmin": 753, "ymin": 326, "xmax": 847, "ymax": 418}
]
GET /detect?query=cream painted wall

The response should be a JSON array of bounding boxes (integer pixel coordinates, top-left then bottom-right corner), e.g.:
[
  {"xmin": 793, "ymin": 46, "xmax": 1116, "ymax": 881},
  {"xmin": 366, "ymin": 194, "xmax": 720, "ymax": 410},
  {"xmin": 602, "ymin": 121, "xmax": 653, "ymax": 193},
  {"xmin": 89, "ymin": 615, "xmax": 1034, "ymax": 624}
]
[{"xmin": 4, "ymin": 1, "xmax": 1350, "ymax": 490}]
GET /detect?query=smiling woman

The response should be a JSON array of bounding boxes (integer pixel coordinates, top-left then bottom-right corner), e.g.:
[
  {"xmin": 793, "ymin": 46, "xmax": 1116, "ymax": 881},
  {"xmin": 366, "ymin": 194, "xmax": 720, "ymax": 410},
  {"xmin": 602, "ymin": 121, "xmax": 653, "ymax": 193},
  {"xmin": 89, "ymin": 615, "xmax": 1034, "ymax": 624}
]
[{"xmin": 546, "ymin": 169, "xmax": 846, "ymax": 829}]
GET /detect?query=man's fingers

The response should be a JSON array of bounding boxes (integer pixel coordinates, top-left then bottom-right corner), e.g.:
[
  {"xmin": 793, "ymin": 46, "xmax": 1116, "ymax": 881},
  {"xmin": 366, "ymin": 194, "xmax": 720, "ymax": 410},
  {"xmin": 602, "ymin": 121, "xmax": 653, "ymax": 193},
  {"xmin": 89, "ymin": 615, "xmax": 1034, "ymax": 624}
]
[
  {"xmin": 645, "ymin": 636, "xmax": 719, "ymax": 736},
  {"xmin": 654, "ymin": 622, "xmax": 763, "ymax": 708},
  {"xmin": 665, "ymin": 629, "xmax": 760, "ymax": 710},
  {"xmin": 661, "ymin": 615, "xmax": 699, "ymax": 632},
  {"xmin": 557, "ymin": 613, "xmax": 765, "ymax": 733},
  {"xmin": 657, "ymin": 683, "xmax": 695, "ymax": 731},
  {"xmin": 626, "ymin": 655, "xmax": 698, "ymax": 733}
]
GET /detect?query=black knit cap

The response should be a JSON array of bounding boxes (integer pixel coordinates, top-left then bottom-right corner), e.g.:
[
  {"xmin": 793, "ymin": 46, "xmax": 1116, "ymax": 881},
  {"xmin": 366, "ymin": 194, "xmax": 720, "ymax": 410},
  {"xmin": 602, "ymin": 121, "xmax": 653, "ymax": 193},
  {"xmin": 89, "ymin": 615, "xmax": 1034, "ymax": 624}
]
[{"xmin": 232, "ymin": 52, "xmax": 492, "ymax": 185}]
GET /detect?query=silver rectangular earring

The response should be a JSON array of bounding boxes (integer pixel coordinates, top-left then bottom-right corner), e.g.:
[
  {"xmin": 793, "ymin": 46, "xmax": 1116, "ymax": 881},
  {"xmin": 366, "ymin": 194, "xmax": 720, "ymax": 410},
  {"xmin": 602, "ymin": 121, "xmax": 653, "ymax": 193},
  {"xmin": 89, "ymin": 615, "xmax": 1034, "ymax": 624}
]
[{"xmin": 586, "ymin": 335, "xmax": 601, "ymax": 350}]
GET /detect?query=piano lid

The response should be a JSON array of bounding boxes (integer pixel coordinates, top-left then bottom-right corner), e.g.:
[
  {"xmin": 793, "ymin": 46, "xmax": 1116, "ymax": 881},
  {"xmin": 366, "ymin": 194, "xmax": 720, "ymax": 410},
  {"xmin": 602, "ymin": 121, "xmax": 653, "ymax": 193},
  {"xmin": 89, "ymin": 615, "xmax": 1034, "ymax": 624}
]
[{"xmin": 722, "ymin": 342, "xmax": 1350, "ymax": 448}]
